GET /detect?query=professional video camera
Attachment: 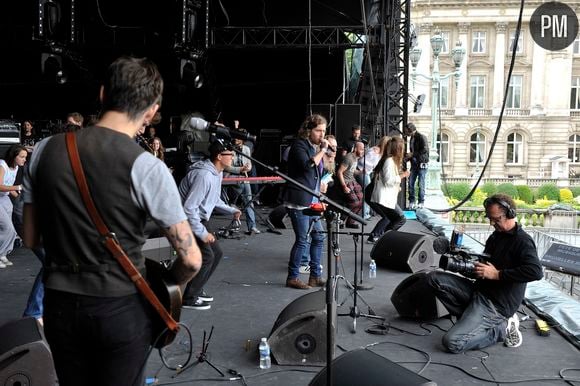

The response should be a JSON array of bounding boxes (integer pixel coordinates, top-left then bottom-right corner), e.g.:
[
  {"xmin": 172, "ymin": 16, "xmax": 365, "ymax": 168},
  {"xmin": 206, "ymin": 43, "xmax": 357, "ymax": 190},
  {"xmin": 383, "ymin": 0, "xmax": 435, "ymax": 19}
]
[{"xmin": 438, "ymin": 249, "xmax": 491, "ymax": 278}]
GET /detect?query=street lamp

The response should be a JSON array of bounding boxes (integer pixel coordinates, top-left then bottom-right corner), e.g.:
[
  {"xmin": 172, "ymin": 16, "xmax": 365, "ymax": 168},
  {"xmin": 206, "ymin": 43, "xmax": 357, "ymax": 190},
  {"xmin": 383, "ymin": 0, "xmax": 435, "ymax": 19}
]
[{"xmin": 410, "ymin": 29, "xmax": 466, "ymax": 197}]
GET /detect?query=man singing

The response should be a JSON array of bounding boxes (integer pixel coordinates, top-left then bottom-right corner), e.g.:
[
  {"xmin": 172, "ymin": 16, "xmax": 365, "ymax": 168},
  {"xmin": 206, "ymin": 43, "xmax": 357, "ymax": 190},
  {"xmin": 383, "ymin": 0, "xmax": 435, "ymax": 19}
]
[{"xmin": 23, "ymin": 56, "xmax": 202, "ymax": 386}]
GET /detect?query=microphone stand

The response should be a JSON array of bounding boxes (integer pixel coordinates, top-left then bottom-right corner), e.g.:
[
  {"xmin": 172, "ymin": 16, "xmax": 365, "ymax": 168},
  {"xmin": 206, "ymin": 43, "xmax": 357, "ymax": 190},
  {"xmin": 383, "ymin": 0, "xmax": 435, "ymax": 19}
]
[{"xmin": 216, "ymin": 137, "xmax": 365, "ymax": 386}]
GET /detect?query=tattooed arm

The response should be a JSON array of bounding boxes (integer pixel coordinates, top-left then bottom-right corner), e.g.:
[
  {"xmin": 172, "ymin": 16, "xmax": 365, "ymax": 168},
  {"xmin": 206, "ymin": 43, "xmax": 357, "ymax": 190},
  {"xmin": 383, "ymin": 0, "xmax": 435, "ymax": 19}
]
[{"xmin": 165, "ymin": 220, "xmax": 202, "ymax": 285}]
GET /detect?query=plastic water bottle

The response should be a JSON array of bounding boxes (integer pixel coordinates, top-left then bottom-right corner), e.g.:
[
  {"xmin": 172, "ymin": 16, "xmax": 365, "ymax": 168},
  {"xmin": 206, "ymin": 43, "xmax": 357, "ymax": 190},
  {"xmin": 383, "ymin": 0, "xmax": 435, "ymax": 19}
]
[
  {"xmin": 369, "ymin": 259, "xmax": 377, "ymax": 279},
  {"xmin": 259, "ymin": 337, "xmax": 271, "ymax": 369}
]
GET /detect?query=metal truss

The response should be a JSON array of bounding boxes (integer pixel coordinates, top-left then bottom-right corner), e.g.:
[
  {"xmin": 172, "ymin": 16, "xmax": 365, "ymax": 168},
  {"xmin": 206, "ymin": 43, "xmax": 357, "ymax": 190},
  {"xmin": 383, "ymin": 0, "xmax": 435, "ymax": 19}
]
[
  {"xmin": 384, "ymin": 0, "xmax": 410, "ymax": 137},
  {"xmin": 210, "ymin": 26, "xmax": 368, "ymax": 49}
]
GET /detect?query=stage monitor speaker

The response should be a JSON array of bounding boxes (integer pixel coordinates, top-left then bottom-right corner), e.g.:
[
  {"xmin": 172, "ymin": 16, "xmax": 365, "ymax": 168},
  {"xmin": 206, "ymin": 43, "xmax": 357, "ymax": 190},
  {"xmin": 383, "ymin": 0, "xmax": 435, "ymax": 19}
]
[
  {"xmin": 335, "ymin": 104, "xmax": 361, "ymax": 145},
  {"xmin": 309, "ymin": 348, "xmax": 436, "ymax": 386},
  {"xmin": 269, "ymin": 289, "xmax": 334, "ymax": 366},
  {"xmin": 370, "ymin": 231, "xmax": 434, "ymax": 273},
  {"xmin": 268, "ymin": 204, "xmax": 290, "ymax": 229},
  {"xmin": 391, "ymin": 271, "xmax": 449, "ymax": 320},
  {"xmin": 0, "ymin": 317, "xmax": 57, "ymax": 386}
]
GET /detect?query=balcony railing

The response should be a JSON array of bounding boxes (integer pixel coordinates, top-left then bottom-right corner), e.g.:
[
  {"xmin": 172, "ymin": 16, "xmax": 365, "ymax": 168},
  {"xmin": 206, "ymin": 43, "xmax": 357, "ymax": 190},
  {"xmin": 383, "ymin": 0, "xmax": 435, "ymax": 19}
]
[
  {"xmin": 468, "ymin": 108, "xmax": 492, "ymax": 116},
  {"xmin": 505, "ymin": 109, "xmax": 530, "ymax": 116},
  {"xmin": 443, "ymin": 177, "xmax": 580, "ymax": 187}
]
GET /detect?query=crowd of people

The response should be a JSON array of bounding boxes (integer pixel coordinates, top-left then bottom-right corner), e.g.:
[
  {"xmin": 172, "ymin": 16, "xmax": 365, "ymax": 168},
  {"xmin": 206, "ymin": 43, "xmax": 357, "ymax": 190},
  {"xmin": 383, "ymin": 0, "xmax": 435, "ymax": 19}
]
[{"xmin": 0, "ymin": 55, "xmax": 543, "ymax": 385}]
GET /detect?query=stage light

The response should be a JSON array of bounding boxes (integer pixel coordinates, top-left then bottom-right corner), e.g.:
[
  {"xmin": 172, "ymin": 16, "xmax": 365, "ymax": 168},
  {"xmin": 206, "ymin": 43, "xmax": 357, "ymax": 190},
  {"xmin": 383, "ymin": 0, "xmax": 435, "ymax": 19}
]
[
  {"xmin": 180, "ymin": 59, "xmax": 204, "ymax": 89},
  {"xmin": 41, "ymin": 53, "xmax": 67, "ymax": 84}
]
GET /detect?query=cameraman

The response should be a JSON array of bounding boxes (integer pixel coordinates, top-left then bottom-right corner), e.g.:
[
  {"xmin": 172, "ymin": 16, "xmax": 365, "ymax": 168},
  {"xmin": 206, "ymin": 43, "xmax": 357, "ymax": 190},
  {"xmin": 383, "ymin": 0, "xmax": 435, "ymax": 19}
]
[{"xmin": 426, "ymin": 194, "xmax": 542, "ymax": 353}]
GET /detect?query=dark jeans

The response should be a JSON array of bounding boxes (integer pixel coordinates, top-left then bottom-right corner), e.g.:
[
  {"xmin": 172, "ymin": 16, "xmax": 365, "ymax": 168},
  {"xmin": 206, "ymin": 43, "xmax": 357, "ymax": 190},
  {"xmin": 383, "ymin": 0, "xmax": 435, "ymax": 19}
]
[
  {"xmin": 408, "ymin": 166, "xmax": 427, "ymax": 204},
  {"xmin": 368, "ymin": 202, "xmax": 405, "ymax": 238},
  {"xmin": 43, "ymin": 289, "xmax": 152, "ymax": 386},
  {"xmin": 426, "ymin": 271, "xmax": 507, "ymax": 353},
  {"xmin": 183, "ymin": 228, "xmax": 223, "ymax": 302}
]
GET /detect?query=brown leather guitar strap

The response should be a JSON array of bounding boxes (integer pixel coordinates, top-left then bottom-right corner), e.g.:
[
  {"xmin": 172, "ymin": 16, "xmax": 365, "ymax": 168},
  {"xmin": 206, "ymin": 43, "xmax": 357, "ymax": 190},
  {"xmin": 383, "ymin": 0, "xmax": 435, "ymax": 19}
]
[{"xmin": 65, "ymin": 132, "xmax": 179, "ymax": 333}]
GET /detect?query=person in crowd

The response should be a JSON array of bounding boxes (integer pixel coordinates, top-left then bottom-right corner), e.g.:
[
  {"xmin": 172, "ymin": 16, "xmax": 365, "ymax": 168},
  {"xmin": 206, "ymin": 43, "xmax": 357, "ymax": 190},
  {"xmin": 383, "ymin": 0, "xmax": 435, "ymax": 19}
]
[
  {"xmin": 426, "ymin": 194, "xmax": 543, "ymax": 353},
  {"xmin": 299, "ymin": 134, "xmax": 337, "ymax": 274},
  {"xmin": 22, "ymin": 56, "xmax": 202, "ymax": 386},
  {"xmin": 403, "ymin": 122, "xmax": 429, "ymax": 209},
  {"xmin": 283, "ymin": 114, "xmax": 328, "ymax": 289},
  {"xmin": 179, "ymin": 140, "xmax": 241, "ymax": 309},
  {"xmin": 149, "ymin": 136, "xmax": 165, "ymax": 161},
  {"xmin": 336, "ymin": 141, "xmax": 365, "ymax": 229},
  {"xmin": 357, "ymin": 138, "xmax": 382, "ymax": 220},
  {"xmin": 367, "ymin": 136, "xmax": 409, "ymax": 243},
  {"xmin": 364, "ymin": 135, "xmax": 391, "ymax": 242},
  {"xmin": 339, "ymin": 124, "xmax": 362, "ymax": 157},
  {"xmin": 66, "ymin": 112, "xmax": 84, "ymax": 127},
  {"xmin": 21, "ymin": 120, "xmax": 37, "ymax": 152},
  {"xmin": 0, "ymin": 144, "xmax": 27, "ymax": 268},
  {"xmin": 224, "ymin": 129, "xmax": 260, "ymax": 235}
]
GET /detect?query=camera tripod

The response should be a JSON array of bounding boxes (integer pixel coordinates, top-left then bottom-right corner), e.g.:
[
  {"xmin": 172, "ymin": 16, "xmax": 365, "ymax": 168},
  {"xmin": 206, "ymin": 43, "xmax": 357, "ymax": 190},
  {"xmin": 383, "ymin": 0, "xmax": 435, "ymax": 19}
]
[{"xmin": 327, "ymin": 213, "xmax": 385, "ymax": 333}]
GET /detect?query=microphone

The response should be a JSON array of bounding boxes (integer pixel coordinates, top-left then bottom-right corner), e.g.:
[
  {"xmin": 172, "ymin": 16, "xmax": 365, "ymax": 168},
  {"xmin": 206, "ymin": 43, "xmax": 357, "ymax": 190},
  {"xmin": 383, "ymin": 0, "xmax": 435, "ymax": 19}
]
[{"xmin": 189, "ymin": 117, "xmax": 257, "ymax": 142}]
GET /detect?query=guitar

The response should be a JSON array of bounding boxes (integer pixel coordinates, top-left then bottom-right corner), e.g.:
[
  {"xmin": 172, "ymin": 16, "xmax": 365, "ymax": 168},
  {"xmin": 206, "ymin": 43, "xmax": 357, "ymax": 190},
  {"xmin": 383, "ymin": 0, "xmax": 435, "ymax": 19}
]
[{"xmin": 145, "ymin": 258, "xmax": 183, "ymax": 349}]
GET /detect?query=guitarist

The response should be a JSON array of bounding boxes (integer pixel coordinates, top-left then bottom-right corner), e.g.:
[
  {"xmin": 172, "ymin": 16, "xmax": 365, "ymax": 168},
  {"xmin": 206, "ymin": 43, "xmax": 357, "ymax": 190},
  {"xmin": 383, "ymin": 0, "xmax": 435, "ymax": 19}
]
[{"xmin": 22, "ymin": 56, "xmax": 202, "ymax": 386}]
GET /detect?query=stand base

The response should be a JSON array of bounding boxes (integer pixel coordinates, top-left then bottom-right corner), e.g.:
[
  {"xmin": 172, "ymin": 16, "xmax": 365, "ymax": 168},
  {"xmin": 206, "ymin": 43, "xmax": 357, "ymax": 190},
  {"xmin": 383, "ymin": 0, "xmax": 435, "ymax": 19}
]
[{"xmin": 353, "ymin": 283, "xmax": 374, "ymax": 291}]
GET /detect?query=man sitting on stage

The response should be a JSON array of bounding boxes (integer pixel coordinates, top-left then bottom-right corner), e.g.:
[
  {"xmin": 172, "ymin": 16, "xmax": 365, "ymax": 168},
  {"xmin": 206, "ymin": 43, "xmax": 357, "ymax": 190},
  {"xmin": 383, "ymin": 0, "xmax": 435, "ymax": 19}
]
[
  {"xmin": 224, "ymin": 131, "xmax": 260, "ymax": 235},
  {"xmin": 179, "ymin": 140, "xmax": 241, "ymax": 309},
  {"xmin": 426, "ymin": 194, "xmax": 543, "ymax": 353}
]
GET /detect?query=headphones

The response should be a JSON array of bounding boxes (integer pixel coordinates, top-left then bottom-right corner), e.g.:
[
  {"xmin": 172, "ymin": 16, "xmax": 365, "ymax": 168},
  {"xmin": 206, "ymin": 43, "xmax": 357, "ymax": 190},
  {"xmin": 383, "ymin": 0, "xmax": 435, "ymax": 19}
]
[{"xmin": 484, "ymin": 196, "xmax": 516, "ymax": 219}]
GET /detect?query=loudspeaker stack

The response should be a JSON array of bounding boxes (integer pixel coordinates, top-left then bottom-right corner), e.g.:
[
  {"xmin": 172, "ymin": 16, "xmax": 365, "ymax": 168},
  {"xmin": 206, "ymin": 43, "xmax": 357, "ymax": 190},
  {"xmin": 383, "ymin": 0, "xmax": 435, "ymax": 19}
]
[{"xmin": 370, "ymin": 231, "xmax": 434, "ymax": 273}]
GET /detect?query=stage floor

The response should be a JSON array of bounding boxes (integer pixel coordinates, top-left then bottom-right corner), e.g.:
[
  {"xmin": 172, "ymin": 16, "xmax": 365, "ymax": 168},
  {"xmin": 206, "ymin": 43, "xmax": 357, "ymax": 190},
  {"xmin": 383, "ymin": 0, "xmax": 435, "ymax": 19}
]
[{"xmin": 1, "ymin": 207, "xmax": 579, "ymax": 385}]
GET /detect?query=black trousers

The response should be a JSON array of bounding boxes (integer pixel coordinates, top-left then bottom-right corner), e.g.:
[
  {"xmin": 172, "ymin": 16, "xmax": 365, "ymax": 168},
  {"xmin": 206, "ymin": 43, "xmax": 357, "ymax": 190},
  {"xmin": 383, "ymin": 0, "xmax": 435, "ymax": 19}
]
[
  {"xmin": 183, "ymin": 222, "xmax": 223, "ymax": 301},
  {"xmin": 43, "ymin": 289, "xmax": 152, "ymax": 386}
]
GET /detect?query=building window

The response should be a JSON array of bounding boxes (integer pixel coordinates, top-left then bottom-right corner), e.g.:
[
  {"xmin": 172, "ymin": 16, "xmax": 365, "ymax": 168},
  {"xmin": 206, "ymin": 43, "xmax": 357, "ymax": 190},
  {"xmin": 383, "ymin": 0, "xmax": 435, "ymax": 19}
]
[
  {"xmin": 571, "ymin": 77, "xmax": 580, "ymax": 109},
  {"xmin": 436, "ymin": 132, "xmax": 449, "ymax": 163},
  {"xmin": 509, "ymin": 31, "xmax": 523, "ymax": 53},
  {"xmin": 470, "ymin": 75, "xmax": 486, "ymax": 108},
  {"xmin": 470, "ymin": 132, "xmax": 486, "ymax": 163},
  {"xmin": 570, "ymin": 134, "xmax": 580, "ymax": 163},
  {"xmin": 439, "ymin": 77, "xmax": 449, "ymax": 108},
  {"xmin": 507, "ymin": 75, "xmax": 522, "ymax": 108},
  {"xmin": 506, "ymin": 132, "xmax": 523, "ymax": 164},
  {"xmin": 472, "ymin": 31, "xmax": 486, "ymax": 53},
  {"xmin": 574, "ymin": 35, "xmax": 580, "ymax": 54},
  {"xmin": 440, "ymin": 31, "xmax": 450, "ymax": 54}
]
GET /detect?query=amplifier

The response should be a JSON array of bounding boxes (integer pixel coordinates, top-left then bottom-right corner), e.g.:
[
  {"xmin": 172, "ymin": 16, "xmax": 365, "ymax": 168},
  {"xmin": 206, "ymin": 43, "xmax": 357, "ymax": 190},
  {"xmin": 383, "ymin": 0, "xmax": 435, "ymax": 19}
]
[{"xmin": 0, "ymin": 120, "xmax": 20, "ymax": 144}]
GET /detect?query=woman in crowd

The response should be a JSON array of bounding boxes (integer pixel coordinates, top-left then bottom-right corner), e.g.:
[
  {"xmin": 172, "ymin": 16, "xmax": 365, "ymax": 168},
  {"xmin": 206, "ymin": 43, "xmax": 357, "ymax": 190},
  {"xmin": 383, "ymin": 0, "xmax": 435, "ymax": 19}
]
[
  {"xmin": 0, "ymin": 144, "xmax": 27, "ymax": 267},
  {"xmin": 149, "ymin": 136, "xmax": 165, "ymax": 161},
  {"xmin": 367, "ymin": 136, "xmax": 409, "ymax": 243}
]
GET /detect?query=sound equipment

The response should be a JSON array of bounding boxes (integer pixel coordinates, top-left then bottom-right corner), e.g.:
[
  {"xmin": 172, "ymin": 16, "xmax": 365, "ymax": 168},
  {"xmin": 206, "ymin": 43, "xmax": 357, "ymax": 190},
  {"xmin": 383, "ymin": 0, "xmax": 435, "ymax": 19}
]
[
  {"xmin": 334, "ymin": 104, "xmax": 361, "ymax": 145},
  {"xmin": 309, "ymin": 348, "xmax": 436, "ymax": 386},
  {"xmin": 268, "ymin": 290, "xmax": 334, "ymax": 366},
  {"xmin": 0, "ymin": 317, "xmax": 57, "ymax": 386},
  {"xmin": 307, "ymin": 104, "xmax": 333, "ymax": 131},
  {"xmin": 268, "ymin": 204, "xmax": 290, "ymax": 229},
  {"xmin": 370, "ymin": 231, "xmax": 434, "ymax": 273},
  {"xmin": 391, "ymin": 271, "xmax": 449, "ymax": 320}
]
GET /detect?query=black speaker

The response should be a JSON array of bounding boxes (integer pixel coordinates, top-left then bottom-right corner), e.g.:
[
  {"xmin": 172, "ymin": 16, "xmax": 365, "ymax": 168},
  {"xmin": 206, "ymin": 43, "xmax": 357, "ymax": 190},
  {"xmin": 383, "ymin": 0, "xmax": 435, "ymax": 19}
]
[
  {"xmin": 269, "ymin": 290, "xmax": 334, "ymax": 366},
  {"xmin": 268, "ymin": 204, "xmax": 290, "ymax": 229},
  {"xmin": 391, "ymin": 271, "xmax": 449, "ymax": 320},
  {"xmin": 0, "ymin": 317, "xmax": 57, "ymax": 386},
  {"xmin": 309, "ymin": 349, "xmax": 436, "ymax": 386},
  {"xmin": 335, "ymin": 104, "xmax": 361, "ymax": 144},
  {"xmin": 370, "ymin": 231, "xmax": 434, "ymax": 273}
]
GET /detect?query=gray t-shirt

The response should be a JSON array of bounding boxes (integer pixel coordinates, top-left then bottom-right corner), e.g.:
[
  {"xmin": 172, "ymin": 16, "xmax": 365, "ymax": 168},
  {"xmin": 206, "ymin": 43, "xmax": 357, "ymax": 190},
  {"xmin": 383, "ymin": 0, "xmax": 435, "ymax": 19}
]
[
  {"xmin": 341, "ymin": 153, "xmax": 358, "ymax": 184},
  {"xmin": 23, "ymin": 137, "xmax": 186, "ymax": 229}
]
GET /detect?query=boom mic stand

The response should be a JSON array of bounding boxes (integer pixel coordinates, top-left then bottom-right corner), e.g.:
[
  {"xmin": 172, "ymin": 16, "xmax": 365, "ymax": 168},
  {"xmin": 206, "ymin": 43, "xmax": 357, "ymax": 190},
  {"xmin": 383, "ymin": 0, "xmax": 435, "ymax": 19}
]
[{"xmin": 218, "ymin": 136, "xmax": 365, "ymax": 386}]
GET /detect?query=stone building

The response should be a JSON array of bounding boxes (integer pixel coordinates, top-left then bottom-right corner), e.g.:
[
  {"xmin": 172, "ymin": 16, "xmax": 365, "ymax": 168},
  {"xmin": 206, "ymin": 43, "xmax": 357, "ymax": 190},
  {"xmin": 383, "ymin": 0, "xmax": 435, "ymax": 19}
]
[{"xmin": 409, "ymin": 0, "xmax": 580, "ymax": 186}]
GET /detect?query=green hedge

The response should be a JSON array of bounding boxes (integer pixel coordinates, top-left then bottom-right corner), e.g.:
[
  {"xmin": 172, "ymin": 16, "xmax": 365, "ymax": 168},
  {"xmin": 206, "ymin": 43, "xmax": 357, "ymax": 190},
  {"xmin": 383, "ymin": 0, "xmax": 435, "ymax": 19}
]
[
  {"xmin": 481, "ymin": 182, "xmax": 497, "ymax": 197},
  {"xmin": 516, "ymin": 185, "xmax": 534, "ymax": 204},
  {"xmin": 496, "ymin": 183, "xmax": 518, "ymax": 198},
  {"xmin": 537, "ymin": 183, "xmax": 560, "ymax": 201},
  {"xmin": 571, "ymin": 186, "xmax": 580, "ymax": 198},
  {"xmin": 443, "ymin": 182, "xmax": 472, "ymax": 201}
]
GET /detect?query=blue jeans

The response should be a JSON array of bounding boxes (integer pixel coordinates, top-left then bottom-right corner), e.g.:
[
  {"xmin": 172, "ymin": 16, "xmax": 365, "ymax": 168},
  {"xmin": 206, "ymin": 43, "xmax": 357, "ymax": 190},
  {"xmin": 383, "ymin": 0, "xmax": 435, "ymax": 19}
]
[
  {"xmin": 23, "ymin": 247, "xmax": 46, "ymax": 319},
  {"xmin": 287, "ymin": 208, "xmax": 325, "ymax": 279},
  {"xmin": 229, "ymin": 184, "xmax": 256, "ymax": 231},
  {"xmin": 408, "ymin": 167, "xmax": 427, "ymax": 204},
  {"xmin": 427, "ymin": 271, "xmax": 507, "ymax": 353},
  {"xmin": 356, "ymin": 173, "xmax": 371, "ymax": 218}
]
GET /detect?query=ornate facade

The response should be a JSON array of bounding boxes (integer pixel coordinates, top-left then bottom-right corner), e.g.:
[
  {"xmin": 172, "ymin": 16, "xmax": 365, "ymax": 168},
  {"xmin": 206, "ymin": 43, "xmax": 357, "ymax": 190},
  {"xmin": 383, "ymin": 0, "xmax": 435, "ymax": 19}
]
[{"xmin": 409, "ymin": 1, "xmax": 580, "ymax": 185}]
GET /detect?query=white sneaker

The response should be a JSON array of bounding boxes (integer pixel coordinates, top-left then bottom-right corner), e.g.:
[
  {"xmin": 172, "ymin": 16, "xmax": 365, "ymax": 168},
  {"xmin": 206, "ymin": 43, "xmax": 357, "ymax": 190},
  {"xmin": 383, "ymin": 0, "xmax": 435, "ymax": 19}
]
[
  {"xmin": 0, "ymin": 256, "xmax": 13, "ymax": 266},
  {"xmin": 504, "ymin": 314, "xmax": 522, "ymax": 348},
  {"xmin": 0, "ymin": 261, "xmax": 5, "ymax": 269},
  {"xmin": 299, "ymin": 265, "xmax": 310, "ymax": 274},
  {"xmin": 417, "ymin": 203, "xmax": 424, "ymax": 209}
]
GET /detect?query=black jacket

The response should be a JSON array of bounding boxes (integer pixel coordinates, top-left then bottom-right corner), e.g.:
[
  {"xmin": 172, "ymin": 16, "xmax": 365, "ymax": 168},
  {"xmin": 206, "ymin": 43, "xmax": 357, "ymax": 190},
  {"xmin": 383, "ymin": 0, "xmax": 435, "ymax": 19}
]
[{"xmin": 283, "ymin": 138, "xmax": 321, "ymax": 207}]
